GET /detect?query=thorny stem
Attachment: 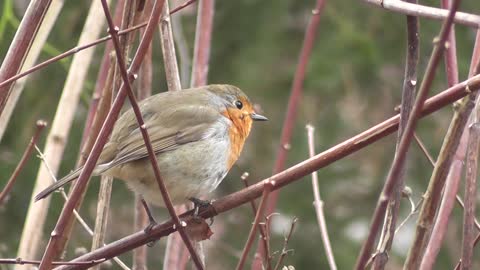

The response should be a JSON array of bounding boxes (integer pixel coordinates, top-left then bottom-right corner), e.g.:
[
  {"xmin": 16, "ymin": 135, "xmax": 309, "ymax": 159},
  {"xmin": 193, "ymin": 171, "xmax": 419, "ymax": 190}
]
[
  {"xmin": 99, "ymin": 1, "xmax": 204, "ymax": 269},
  {"xmin": 55, "ymin": 74, "xmax": 480, "ymax": 270},
  {"xmin": 306, "ymin": 125, "xmax": 337, "ymax": 270},
  {"xmin": 37, "ymin": 0, "xmax": 166, "ymax": 269},
  {"xmin": 355, "ymin": 1, "xmax": 462, "ymax": 268},
  {"xmin": 0, "ymin": 120, "xmax": 47, "ymax": 204}
]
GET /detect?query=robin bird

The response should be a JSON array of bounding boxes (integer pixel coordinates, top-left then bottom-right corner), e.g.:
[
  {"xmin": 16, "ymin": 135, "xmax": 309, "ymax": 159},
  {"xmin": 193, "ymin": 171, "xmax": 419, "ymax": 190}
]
[{"xmin": 35, "ymin": 84, "xmax": 267, "ymax": 210}]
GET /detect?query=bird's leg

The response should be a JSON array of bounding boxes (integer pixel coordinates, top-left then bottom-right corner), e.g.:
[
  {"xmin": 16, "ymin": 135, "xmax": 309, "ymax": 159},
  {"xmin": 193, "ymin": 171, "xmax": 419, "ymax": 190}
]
[
  {"xmin": 140, "ymin": 198, "xmax": 157, "ymax": 233},
  {"xmin": 140, "ymin": 198, "xmax": 158, "ymax": 247},
  {"xmin": 188, "ymin": 197, "xmax": 213, "ymax": 224}
]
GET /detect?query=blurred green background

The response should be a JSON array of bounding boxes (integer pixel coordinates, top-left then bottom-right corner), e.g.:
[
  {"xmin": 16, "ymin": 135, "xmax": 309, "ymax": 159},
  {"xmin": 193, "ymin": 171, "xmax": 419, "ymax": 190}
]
[{"xmin": 1, "ymin": 0, "xmax": 480, "ymax": 269}]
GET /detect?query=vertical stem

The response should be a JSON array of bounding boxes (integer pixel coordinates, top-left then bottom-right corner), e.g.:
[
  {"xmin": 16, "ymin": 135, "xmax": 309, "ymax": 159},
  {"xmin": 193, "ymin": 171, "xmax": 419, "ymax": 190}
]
[
  {"xmin": 0, "ymin": 120, "xmax": 47, "ymax": 204},
  {"xmin": 306, "ymin": 125, "xmax": 337, "ymax": 270},
  {"xmin": 190, "ymin": 0, "xmax": 214, "ymax": 87},
  {"xmin": 460, "ymin": 93, "xmax": 480, "ymax": 270},
  {"xmin": 0, "ymin": 0, "xmax": 53, "ymax": 117},
  {"xmin": 133, "ymin": 2, "xmax": 153, "ymax": 269},
  {"xmin": 372, "ymin": 1, "xmax": 419, "ymax": 268}
]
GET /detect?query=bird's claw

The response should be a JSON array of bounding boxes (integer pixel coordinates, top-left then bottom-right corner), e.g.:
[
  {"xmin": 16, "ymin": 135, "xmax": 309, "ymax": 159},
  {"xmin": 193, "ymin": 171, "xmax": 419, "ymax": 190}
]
[{"xmin": 188, "ymin": 197, "xmax": 212, "ymax": 221}]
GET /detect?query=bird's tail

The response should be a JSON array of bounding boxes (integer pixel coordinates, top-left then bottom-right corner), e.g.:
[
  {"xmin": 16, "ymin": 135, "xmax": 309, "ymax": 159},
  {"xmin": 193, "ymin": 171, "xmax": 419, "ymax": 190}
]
[{"xmin": 34, "ymin": 166, "xmax": 84, "ymax": 201}]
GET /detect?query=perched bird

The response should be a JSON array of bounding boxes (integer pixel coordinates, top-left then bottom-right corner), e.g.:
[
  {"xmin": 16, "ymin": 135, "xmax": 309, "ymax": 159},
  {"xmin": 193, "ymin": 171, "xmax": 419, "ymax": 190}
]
[{"xmin": 35, "ymin": 84, "xmax": 267, "ymax": 207}]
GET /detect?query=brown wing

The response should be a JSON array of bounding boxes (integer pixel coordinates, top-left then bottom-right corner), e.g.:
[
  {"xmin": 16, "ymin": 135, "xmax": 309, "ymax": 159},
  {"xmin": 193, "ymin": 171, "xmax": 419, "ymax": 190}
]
[{"xmin": 99, "ymin": 98, "xmax": 223, "ymax": 170}]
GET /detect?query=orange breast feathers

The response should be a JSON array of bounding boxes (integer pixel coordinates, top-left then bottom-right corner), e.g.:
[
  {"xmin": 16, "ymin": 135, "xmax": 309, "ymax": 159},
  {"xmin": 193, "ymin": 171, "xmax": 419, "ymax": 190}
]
[{"xmin": 222, "ymin": 99, "xmax": 254, "ymax": 169}]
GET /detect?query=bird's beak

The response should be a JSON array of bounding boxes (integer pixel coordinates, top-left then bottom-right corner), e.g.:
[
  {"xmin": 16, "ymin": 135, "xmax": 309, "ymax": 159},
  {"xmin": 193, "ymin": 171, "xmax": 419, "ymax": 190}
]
[{"xmin": 250, "ymin": 113, "xmax": 268, "ymax": 121}]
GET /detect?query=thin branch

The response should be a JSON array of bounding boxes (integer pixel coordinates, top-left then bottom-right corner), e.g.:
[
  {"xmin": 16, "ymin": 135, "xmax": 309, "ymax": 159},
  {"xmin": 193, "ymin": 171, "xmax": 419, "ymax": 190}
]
[
  {"xmin": 159, "ymin": 0, "xmax": 182, "ymax": 91},
  {"xmin": 133, "ymin": 2, "xmax": 153, "ymax": 269},
  {"xmin": 0, "ymin": 0, "xmax": 63, "ymax": 142},
  {"xmin": 0, "ymin": 258, "xmax": 106, "ymax": 266},
  {"xmin": 0, "ymin": 120, "xmax": 47, "ymax": 205},
  {"xmin": 442, "ymin": 0, "xmax": 459, "ymax": 88},
  {"xmin": 0, "ymin": 0, "xmax": 53, "ymax": 116},
  {"xmin": 372, "ymin": 1, "xmax": 419, "ymax": 267},
  {"xmin": 360, "ymin": 0, "xmax": 480, "ymax": 28},
  {"xmin": 56, "ymin": 75, "xmax": 480, "ymax": 270},
  {"xmin": 0, "ymin": 0, "xmax": 199, "ymax": 90},
  {"xmin": 459, "ymin": 92, "xmax": 480, "ymax": 270},
  {"xmin": 405, "ymin": 12, "xmax": 480, "ymax": 270},
  {"xmin": 356, "ymin": 1, "xmax": 461, "ymax": 268},
  {"xmin": 273, "ymin": 217, "xmax": 298, "ymax": 270},
  {"xmin": 190, "ymin": 0, "xmax": 214, "ymax": 87},
  {"xmin": 236, "ymin": 181, "xmax": 274, "ymax": 270},
  {"xmin": 306, "ymin": 125, "xmax": 336, "ymax": 270},
  {"xmin": 240, "ymin": 172, "xmax": 272, "ymax": 270},
  {"xmin": 419, "ymin": 161, "xmax": 462, "ymax": 270},
  {"xmin": 100, "ymin": 1, "xmax": 204, "ymax": 269},
  {"xmin": 90, "ymin": 44, "xmax": 117, "ymax": 270},
  {"xmin": 414, "ymin": 133, "xmax": 480, "ymax": 231},
  {"xmin": 37, "ymin": 0, "xmax": 166, "ymax": 269},
  {"xmin": 18, "ymin": 0, "xmax": 111, "ymax": 264},
  {"xmin": 34, "ymin": 146, "xmax": 130, "ymax": 270},
  {"xmin": 256, "ymin": 1, "xmax": 327, "ymax": 268}
]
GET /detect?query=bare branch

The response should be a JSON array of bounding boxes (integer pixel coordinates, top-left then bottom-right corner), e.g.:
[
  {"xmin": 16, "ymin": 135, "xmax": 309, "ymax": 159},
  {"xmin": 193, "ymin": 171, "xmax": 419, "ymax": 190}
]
[
  {"xmin": 0, "ymin": 120, "xmax": 47, "ymax": 204},
  {"xmin": 236, "ymin": 181, "xmax": 274, "ymax": 270},
  {"xmin": 360, "ymin": 0, "xmax": 480, "ymax": 28},
  {"xmin": 356, "ymin": 1, "xmax": 462, "ymax": 268},
  {"xmin": 306, "ymin": 125, "xmax": 336, "ymax": 270}
]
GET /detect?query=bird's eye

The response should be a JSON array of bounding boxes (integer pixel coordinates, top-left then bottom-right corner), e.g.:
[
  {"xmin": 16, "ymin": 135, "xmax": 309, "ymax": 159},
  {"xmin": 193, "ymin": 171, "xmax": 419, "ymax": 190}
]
[{"xmin": 235, "ymin": 100, "xmax": 243, "ymax": 109}]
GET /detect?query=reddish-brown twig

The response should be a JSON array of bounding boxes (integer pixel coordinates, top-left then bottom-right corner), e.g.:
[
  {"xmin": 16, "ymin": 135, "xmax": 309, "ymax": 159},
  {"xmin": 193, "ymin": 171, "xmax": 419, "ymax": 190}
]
[
  {"xmin": 240, "ymin": 172, "xmax": 271, "ymax": 269},
  {"xmin": 236, "ymin": 181, "xmax": 274, "ymax": 270},
  {"xmin": 37, "ymin": 1, "xmax": 167, "ymax": 269},
  {"xmin": 0, "ymin": 0, "xmax": 52, "ymax": 115},
  {"xmin": 133, "ymin": 3, "xmax": 153, "ymax": 269},
  {"xmin": 306, "ymin": 125, "xmax": 336, "ymax": 270},
  {"xmin": 419, "ymin": 162, "xmax": 462, "ymax": 270},
  {"xmin": 190, "ymin": 0, "xmax": 214, "ymax": 87},
  {"xmin": 414, "ymin": 133, "xmax": 480, "ymax": 231},
  {"xmin": 0, "ymin": 258, "xmax": 106, "ymax": 266},
  {"xmin": 360, "ymin": 0, "xmax": 480, "ymax": 27},
  {"xmin": 355, "ymin": 1, "xmax": 461, "ymax": 268},
  {"xmin": 0, "ymin": 120, "xmax": 47, "ymax": 204},
  {"xmin": 0, "ymin": 0, "xmax": 198, "ymax": 90},
  {"xmin": 442, "ymin": 0, "xmax": 459, "ymax": 88},
  {"xmin": 372, "ymin": 1, "xmax": 419, "ymax": 268},
  {"xmin": 57, "ymin": 74, "xmax": 480, "ymax": 270},
  {"xmin": 255, "ymin": 0, "xmax": 327, "ymax": 268},
  {"xmin": 405, "ymin": 13, "xmax": 480, "ymax": 270},
  {"xmin": 459, "ymin": 76, "xmax": 480, "ymax": 270}
]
